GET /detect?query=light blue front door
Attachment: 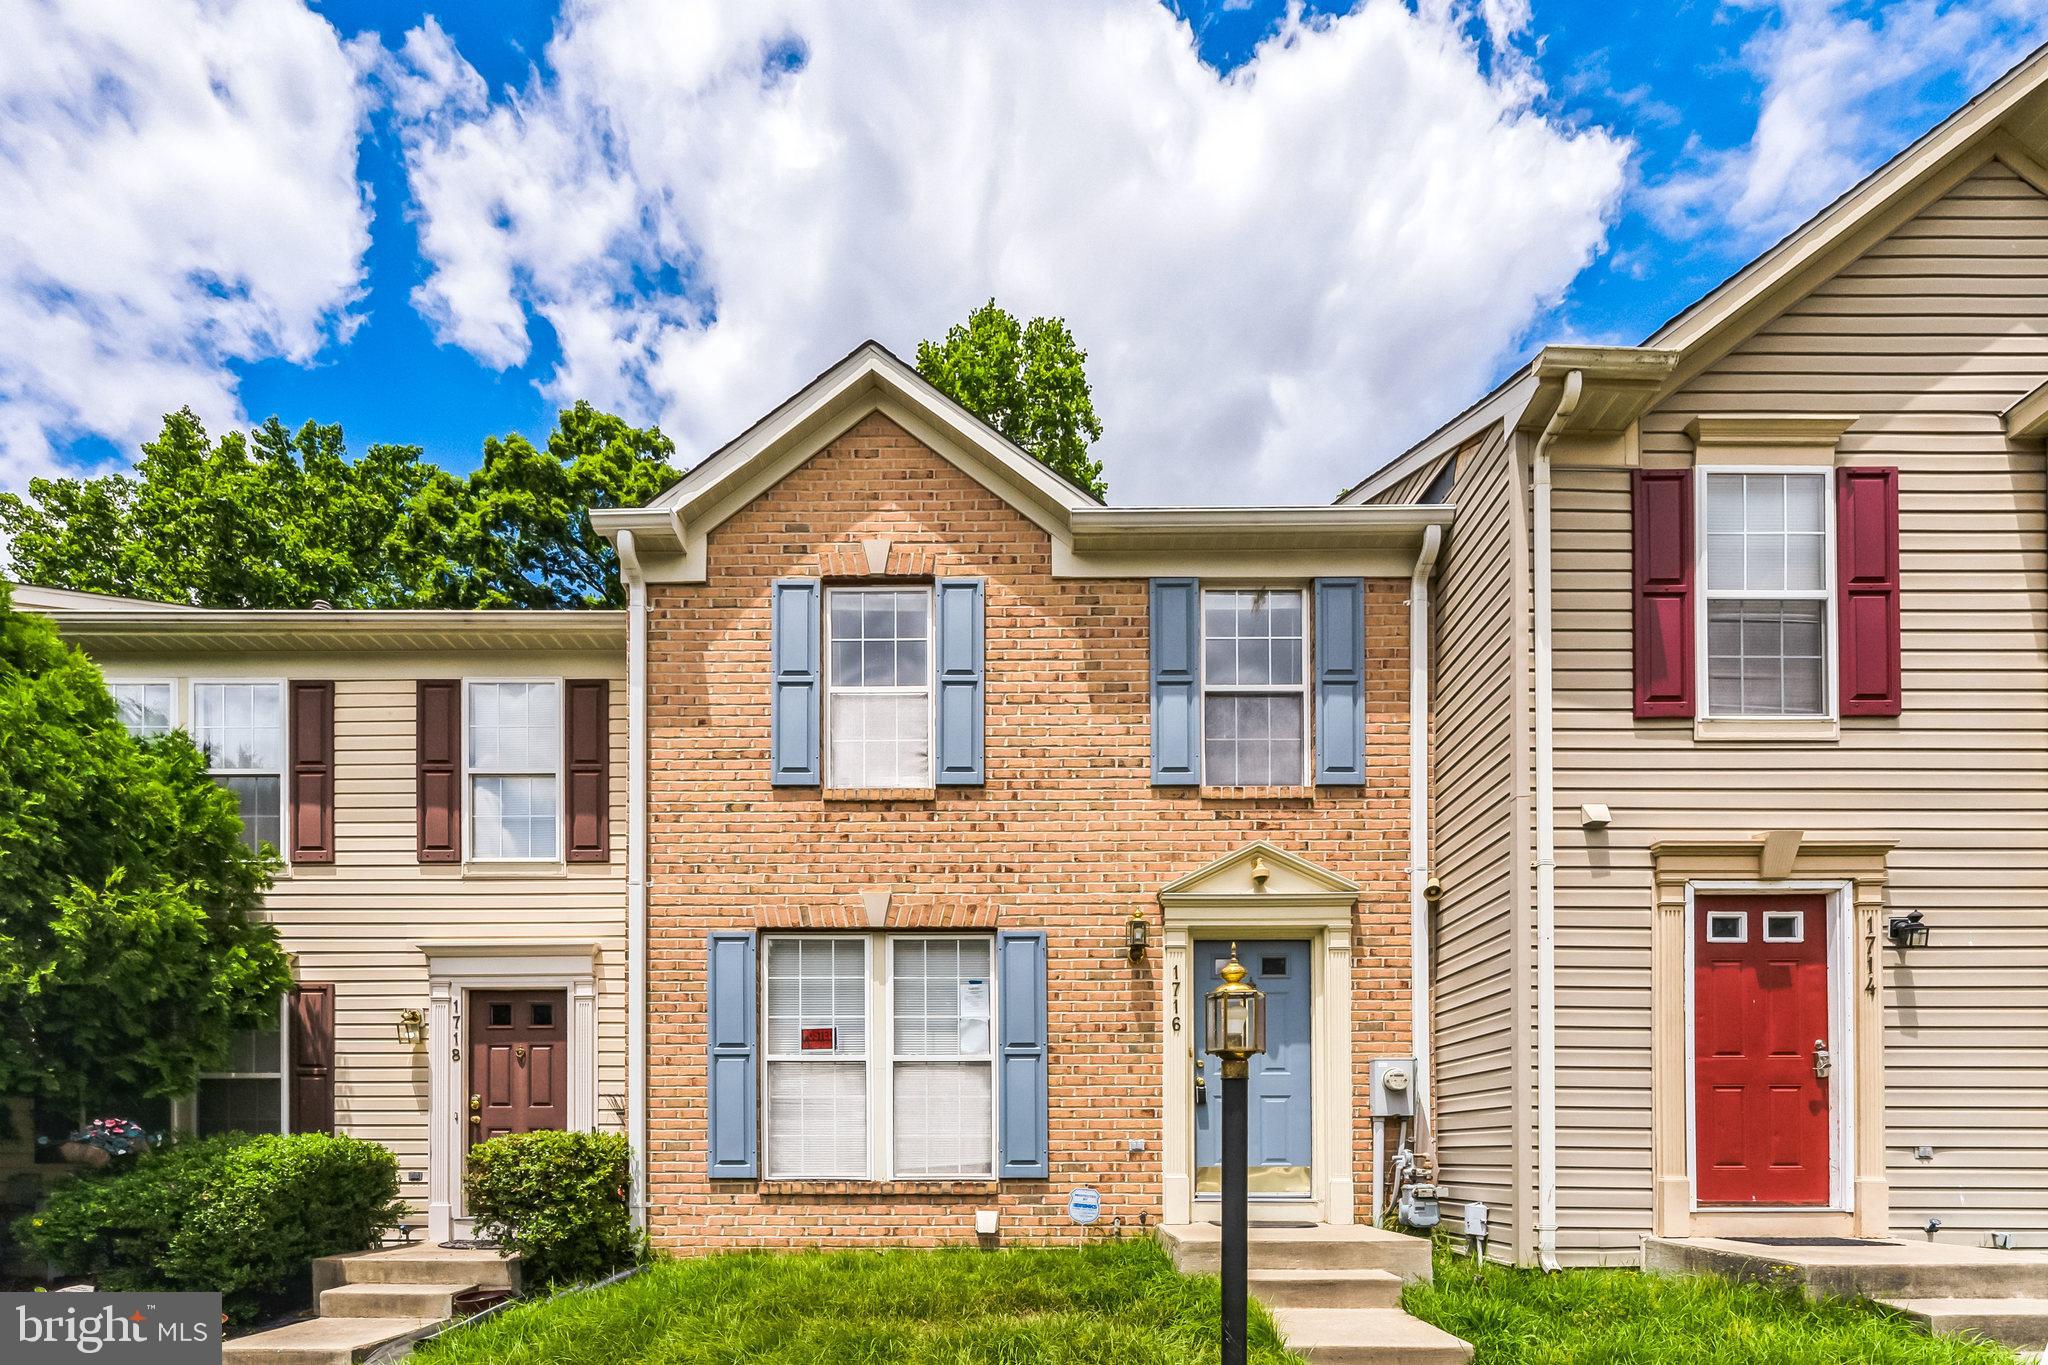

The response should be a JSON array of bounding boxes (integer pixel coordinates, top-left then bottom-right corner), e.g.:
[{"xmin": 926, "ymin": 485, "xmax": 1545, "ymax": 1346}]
[{"xmin": 1195, "ymin": 939, "xmax": 1312, "ymax": 1197}]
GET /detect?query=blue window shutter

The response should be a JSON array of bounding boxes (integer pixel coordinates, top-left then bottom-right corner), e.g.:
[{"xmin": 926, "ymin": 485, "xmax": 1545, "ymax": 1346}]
[
  {"xmin": 706, "ymin": 931, "xmax": 758, "ymax": 1178},
  {"xmin": 996, "ymin": 930, "xmax": 1049, "ymax": 1179},
  {"xmin": 770, "ymin": 579, "xmax": 820, "ymax": 786},
  {"xmin": 934, "ymin": 578, "xmax": 986, "ymax": 785},
  {"xmin": 1150, "ymin": 578, "xmax": 1201, "ymax": 785},
  {"xmin": 1313, "ymin": 577, "xmax": 1367, "ymax": 785}
]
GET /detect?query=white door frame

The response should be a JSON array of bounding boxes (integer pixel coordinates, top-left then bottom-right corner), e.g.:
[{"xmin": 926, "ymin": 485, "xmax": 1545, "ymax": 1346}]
[
  {"xmin": 417, "ymin": 942, "xmax": 600, "ymax": 1242},
  {"xmin": 1682, "ymin": 881, "xmax": 1855, "ymax": 1215},
  {"xmin": 1157, "ymin": 842, "xmax": 1359, "ymax": 1228}
]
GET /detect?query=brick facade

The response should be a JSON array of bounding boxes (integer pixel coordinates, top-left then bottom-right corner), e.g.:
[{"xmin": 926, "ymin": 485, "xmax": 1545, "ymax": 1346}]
[{"xmin": 644, "ymin": 411, "xmax": 1413, "ymax": 1249}]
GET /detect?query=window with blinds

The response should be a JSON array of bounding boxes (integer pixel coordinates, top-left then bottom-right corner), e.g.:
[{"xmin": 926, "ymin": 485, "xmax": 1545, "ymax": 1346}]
[
  {"xmin": 825, "ymin": 588, "xmax": 932, "ymax": 789},
  {"xmin": 761, "ymin": 933, "xmax": 996, "ymax": 1180}
]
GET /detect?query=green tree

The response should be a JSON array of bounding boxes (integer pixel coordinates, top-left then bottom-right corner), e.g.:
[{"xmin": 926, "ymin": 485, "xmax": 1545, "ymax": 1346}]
[
  {"xmin": 0, "ymin": 404, "xmax": 682, "ymax": 611},
  {"xmin": 916, "ymin": 300, "xmax": 1107, "ymax": 499},
  {"xmin": 441, "ymin": 401, "xmax": 682, "ymax": 609},
  {"xmin": 0, "ymin": 410, "xmax": 466, "ymax": 609},
  {"xmin": 0, "ymin": 585, "xmax": 293, "ymax": 1110}
]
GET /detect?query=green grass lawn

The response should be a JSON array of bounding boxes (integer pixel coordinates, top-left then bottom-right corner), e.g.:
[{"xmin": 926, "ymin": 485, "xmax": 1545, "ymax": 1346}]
[
  {"xmin": 1403, "ymin": 1249, "xmax": 2022, "ymax": 1364},
  {"xmin": 410, "ymin": 1237, "xmax": 1297, "ymax": 1364}
]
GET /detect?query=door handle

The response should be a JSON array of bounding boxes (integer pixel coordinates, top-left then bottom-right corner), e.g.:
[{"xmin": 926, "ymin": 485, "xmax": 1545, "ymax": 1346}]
[
  {"xmin": 1812, "ymin": 1039, "xmax": 1832, "ymax": 1080},
  {"xmin": 1194, "ymin": 1065, "xmax": 1208, "ymax": 1105}
]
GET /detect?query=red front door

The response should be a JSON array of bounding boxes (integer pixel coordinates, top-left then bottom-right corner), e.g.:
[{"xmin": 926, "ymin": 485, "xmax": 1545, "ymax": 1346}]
[
  {"xmin": 467, "ymin": 990, "xmax": 568, "ymax": 1149},
  {"xmin": 1693, "ymin": 895, "xmax": 1832, "ymax": 1206}
]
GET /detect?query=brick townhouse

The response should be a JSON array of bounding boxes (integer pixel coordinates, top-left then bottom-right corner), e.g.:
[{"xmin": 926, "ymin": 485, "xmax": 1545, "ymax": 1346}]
[{"xmin": 593, "ymin": 343, "xmax": 1450, "ymax": 1247}]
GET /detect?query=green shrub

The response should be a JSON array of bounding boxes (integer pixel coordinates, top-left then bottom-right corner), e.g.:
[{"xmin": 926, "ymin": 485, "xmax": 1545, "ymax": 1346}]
[
  {"xmin": 464, "ymin": 1130, "xmax": 642, "ymax": 1290},
  {"xmin": 15, "ymin": 1132, "xmax": 404, "ymax": 1325}
]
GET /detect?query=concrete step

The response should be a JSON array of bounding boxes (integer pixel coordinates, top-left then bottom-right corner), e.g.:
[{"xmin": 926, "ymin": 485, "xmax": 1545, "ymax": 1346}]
[
  {"xmin": 220, "ymin": 1315, "xmax": 444, "ymax": 1365},
  {"xmin": 1161, "ymin": 1224, "xmax": 1433, "ymax": 1282},
  {"xmin": 1268, "ymin": 1307, "xmax": 1474, "ymax": 1364},
  {"xmin": 1250, "ymin": 1267, "xmax": 1404, "ymax": 1310},
  {"xmin": 1644, "ymin": 1237, "xmax": 2048, "ymax": 1301},
  {"xmin": 318, "ymin": 1281, "xmax": 469, "ymax": 1320},
  {"xmin": 1879, "ymin": 1297, "xmax": 2048, "ymax": 1350},
  {"xmin": 315, "ymin": 1245, "xmax": 519, "ymax": 1293}
]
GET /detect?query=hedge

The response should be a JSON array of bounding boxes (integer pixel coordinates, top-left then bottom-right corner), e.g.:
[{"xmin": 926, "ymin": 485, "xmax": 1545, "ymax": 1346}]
[
  {"xmin": 15, "ymin": 1132, "xmax": 404, "ymax": 1325},
  {"xmin": 464, "ymin": 1130, "xmax": 642, "ymax": 1290}
]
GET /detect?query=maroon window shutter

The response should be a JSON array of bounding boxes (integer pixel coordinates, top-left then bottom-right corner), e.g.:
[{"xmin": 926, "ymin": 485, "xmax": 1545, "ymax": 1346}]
[
  {"xmin": 564, "ymin": 680, "xmax": 610, "ymax": 863},
  {"xmin": 1632, "ymin": 468, "xmax": 1696, "ymax": 718},
  {"xmin": 416, "ymin": 680, "xmax": 462, "ymax": 863},
  {"xmin": 287, "ymin": 681, "xmax": 336, "ymax": 864},
  {"xmin": 1837, "ymin": 466, "xmax": 1902, "ymax": 717},
  {"xmin": 288, "ymin": 984, "xmax": 336, "ymax": 1135}
]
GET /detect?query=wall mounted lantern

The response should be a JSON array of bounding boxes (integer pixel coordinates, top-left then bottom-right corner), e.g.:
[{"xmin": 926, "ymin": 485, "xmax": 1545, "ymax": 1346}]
[
  {"xmin": 396, "ymin": 1008, "xmax": 427, "ymax": 1046},
  {"xmin": 1887, "ymin": 909, "xmax": 1930, "ymax": 950},
  {"xmin": 1126, "ymin": 912, "xmax": 1149, "ymax": 960}
]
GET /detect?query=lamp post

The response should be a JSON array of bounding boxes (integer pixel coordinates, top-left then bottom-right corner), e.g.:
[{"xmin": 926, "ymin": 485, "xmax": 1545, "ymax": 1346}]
[{"xmin": 1205, "ymin": 945, "xmax": 1267, "ymax": 1365}]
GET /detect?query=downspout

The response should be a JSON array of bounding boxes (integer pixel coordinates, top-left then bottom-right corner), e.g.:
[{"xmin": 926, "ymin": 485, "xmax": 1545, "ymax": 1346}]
[
  {"xmin": 616, "ymin": 530, "xmax": 650, "ymax": 1234},
  {"xmin": 1533, "ymin": 369, "xmax": 1583, "ymax": 1271},
  {"xmin": 1408, "ymin": 523, "xmax": 1444, "ymax": 1158}
]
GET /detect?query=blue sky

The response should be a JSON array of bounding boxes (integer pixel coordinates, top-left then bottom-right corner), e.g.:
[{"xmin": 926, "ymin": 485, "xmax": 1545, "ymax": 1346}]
[{"xmin": 6, "ymin": 0, "xmax": 2047, "ymax": 503}]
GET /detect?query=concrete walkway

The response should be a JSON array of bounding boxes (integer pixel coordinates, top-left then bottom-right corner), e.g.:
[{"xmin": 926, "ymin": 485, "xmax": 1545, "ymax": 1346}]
[
  {"xmin": 221, "ymin": 1245, "xmax": 518, "ymax": 1365},
  {"xmin": 1647, "ymin": 1235, "xmax": 2048, "ymax": 1352},
  {"xmin": 1161, "ymin": 1224, "xmax": 1472, "ymax": 1364}
]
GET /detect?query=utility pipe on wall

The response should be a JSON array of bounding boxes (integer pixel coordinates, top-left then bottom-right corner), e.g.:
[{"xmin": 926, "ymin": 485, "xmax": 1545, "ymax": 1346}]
[
  {"xmin": 1532, "ymin": 369, "xmax": 1583, "ymax": 1272},
  {"xmin": 617, "ymin": 530, "xmax": 650, "ymax": 1234},
  {"xmin": 1408, "ymin": 523, "xmax": 1444, "ymax": 1156}
]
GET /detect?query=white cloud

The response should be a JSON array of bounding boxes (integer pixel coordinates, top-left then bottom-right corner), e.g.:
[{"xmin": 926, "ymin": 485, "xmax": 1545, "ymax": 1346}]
[
  {"xmin": 0, "ymin": 0, "xmax": 373, "ymax": 487},
  {"xmin": 394, "ymin": 0, "xmax": 1627, "ymax": 503},
  {"xmin": 1650, "ymin": 0, "xmax": 2048, "ymax": 243}
]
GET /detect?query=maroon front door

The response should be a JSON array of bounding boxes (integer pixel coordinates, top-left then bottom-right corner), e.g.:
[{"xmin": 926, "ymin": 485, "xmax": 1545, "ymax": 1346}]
[
  {"xmin": 1693, "ymin": 895, "xmax": 1832, "ymax": 1206},
  {"xmin": 467, "ymin": 990, "xmax": 568, "ymax": 1149}
]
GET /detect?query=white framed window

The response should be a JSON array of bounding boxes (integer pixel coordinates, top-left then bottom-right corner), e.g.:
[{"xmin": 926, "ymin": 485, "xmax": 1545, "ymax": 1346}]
[
  {"xmin": 466, "ymin": 680, "xmax": 560, "ymax": 861},
  {"xmin": 1201, "ymin": 587, "xmax": 1309, "ymax": 785},
  {"xmin": 191, "ymin": 682, "xmax": 285, "ymax": 854},
  {"xmin": 761, "ymin": 933, "xmax": 997, "ymax": 1181},
  {"xmin": 195, "ymin": 998, "xmax": 287, "ymax": 1136},
  {"xmin": 1700, "ymin": 470, "xmax": 1833, "ymax": 719},
  {"xmin": 763, "ymin": 936, "xmax": 871, "ymax": 1179},
  {"xmin": 825, "ymin": 587, "xmax": 932, "ymax": 789},
  {"xmin": 1705, "ymin": 910, "xmax": 1748, "ymax": 943},
  {"xmin": 889, "ymin": 936, "xmax": 995, "ymax": 1178},
  {"xmin": 110, "ymin": 681, "xmax": 174, "ymax": 738}
]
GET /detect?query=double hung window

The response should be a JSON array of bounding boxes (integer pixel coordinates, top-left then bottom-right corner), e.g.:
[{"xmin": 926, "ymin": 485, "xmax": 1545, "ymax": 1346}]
[
  {"xmin": 1702, "ymin": 472, "xmax": 1832, "ymax": 718},
  {"xmin": 762, "ymin": 933, "xmax": 996, "ymax": 1180},
  {"xmin": 1200, "ymin": 588, "xmax": 1308, "ymax": 785},
  {"xmin": 467, "ymin": 681, "xmax": 560, "ymax": 860},
  {"xmin": 192, "ymin": 682, "xmax": 285, "ymax": 853},
  {"xmin": 825, "ymin": 588, "xmax": 932, "ymax": 789}
]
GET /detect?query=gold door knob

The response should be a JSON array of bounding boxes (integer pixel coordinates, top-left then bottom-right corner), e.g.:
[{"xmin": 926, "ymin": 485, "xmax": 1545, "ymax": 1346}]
[
  {"xmin": 469, "ymin": 1114, "xmax": 481, "ymax": 1125},
  {"xmin": 469, "ymin": 1094, "xmax": 482, "ymax": 1111}
]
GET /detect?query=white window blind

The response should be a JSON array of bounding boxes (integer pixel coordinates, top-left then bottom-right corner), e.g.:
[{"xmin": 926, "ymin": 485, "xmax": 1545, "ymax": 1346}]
[
  {"xmin": 763, "ymin": 937, "xmax": 869, "ymax": 1179},
  {"xmin": 191, "ymin": 682, "xmax": 284, "ymax": 853},
  {"xmin": 1703, "ymin": 472, "xmax": 1831, "ymax": 718},
  {"xmin": 110, "ymin": 682, "xmax": 174, "ymax": 739},
  {"xmin": 467, "ymin": 681, "xmax": 560, "ymax": 859},
  {"xmin": 826, "ymin": 588, "xmax": 931, "ymax": 789},
  {"xmin": 891, "ymin": 937, "xmax": 994, "ymax": 1177},
  {"xmin": 1201, "ymin": 588, "xmax": 1307, "ymax": 784}
]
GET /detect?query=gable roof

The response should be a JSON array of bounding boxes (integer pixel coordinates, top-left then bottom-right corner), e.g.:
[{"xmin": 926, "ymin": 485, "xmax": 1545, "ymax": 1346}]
[
  {"xmin": 1342, "ymin": 40, "xmax": 2048, "ymax": 504},
  {"xmin": 595, "ymin": 340, "xmax": 1450, "ymax": 583}
]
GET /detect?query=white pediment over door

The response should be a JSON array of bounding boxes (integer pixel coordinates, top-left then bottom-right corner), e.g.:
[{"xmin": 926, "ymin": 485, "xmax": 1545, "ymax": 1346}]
[{"xmin": 1157, "ymin": 841, "xmax": 1358, "ymax": 929}]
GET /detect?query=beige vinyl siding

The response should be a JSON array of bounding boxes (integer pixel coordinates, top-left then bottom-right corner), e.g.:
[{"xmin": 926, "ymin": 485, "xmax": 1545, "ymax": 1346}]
[
  {"xmin": 1549, "ymin": 157, "xmax": 2048, "ymax": 1258},
  {"xmin": 1421, "ymin": 423, "xmax": 1526, "ymax": 1257},
  {"xmin": 1379, "ymin": 450, "xmax": 1455, "ymax": 505},
  {"xmin": 91, "ymin": 650, "xmax": 630, "ymax": 1197}
]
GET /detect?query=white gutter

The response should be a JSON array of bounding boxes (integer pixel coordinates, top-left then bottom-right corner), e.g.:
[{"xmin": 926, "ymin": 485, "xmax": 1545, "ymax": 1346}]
[
  {"xmin": 1532, "ymin": 370, "xmax": 1583, "ymax": 1271},
  {"xmin": 616, "ymin": 530, "xmax": 650, "ymax": 1234},
  {"xmin": 1408, "ymin": 524, "xmax": 1444, "ymax": 1154}
]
